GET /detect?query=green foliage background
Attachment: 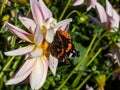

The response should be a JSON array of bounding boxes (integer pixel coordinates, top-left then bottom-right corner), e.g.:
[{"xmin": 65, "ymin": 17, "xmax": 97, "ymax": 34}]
[{"xmin": 0, "ymin": 0, "xmax": 120, "ymax": 90}]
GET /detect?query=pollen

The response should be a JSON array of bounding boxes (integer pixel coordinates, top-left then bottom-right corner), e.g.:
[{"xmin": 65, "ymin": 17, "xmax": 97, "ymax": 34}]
[
  {"xmin": 41, "ymin": 26, "xmax": 47, "ymax": 35},
  {"xmin": 42, "ymin": 41, "xmax": 49, "ymax": 55}
]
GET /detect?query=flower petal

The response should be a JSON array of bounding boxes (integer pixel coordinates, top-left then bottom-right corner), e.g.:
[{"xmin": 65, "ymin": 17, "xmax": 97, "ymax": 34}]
[
  {"xmin": 88, "ymin": 15, "xmax": 102, "ymax": 25},
  {"xmin": 30, "ymin": 56, "xmax": 48, "ymax": 90},
  {"xmin": 86, "ymin": 84, "xmax": 94, "ymax": 90},
  {"xmin": 73, "ymin": 0, "xmax": 84, "ymax": 6},
  {"xmin": 34, "ymin": 25, "xmax": 43, "ymax": 46},
  {"xmin": 24, "ymin": 54, "xmax": 30, "ymax": 60},
  {"xmin": 106, "ymin": 0, "xmax": 113, "ymax": 17},
  {"xmin": 46, "ymin": 29, "xmax": 55, "ymax": 43},
  {"xmin": 30, "ymin": 0, "xmax": 44, "ymax": 25},
  {"xmin": 87, "ymin": 0, "xmax": 97, "ymax": 11},
  {"xmin": 19, "ymin": 17, "xmax": 36, "ymax": 33},
  {"xmin": 54, "ymin": 18, "xmax": 72, "ymax": 32},
  {"xmin": 110, "ymin": 10, "xmax": 120, "ymax": 29},
  {"xmin": 30, "ymin": 0, "xmax": 52, "ymax": 25},
  {"xmin": 15, "ymin": 58, "xmax": 36, "ymax": 77},
  {"xmin": 5, "ymin": 22, "xmax": 32, "ymax": 42},
  {"xmin": 111, "ymin": 43, "xmax": 120, "ymax": 66},
  {"xmin": 4, "ymin": 45, "xmax": 35, "ymax": 56},
  {"xmin": 6, "ymin": 68, "xmax": 32, "ymax": 85},
  {"xmin": 105, "ymin": 0, "xmax": 120, "ymax": 29},
  {"xmin": 95, "ymin": 2, "xmax": 107, "ymax": 23},
  {"xmin": 38, "ymin": 0, "xmax": 52, "ymax": 20},
  {"xmin": 59, "ymin": 24, "xmax": 70, "ymax": 32},
  {"xmin": 45, "ymin": 17, "xmax": 57, "ymax": 29},
  {"xmin": 48, "ymin": 54, "xmax": 58, "ymax": 76},
  {"xmin": 30, "ymin": 47, "xmax": 43, "ymax": 58}
]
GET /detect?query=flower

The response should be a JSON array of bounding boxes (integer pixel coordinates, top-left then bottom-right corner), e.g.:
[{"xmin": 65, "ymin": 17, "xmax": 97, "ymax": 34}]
[
  {"xmin": 88, "ymin": 0, "xmax": 120, "ymax": 31},
  {"xmin": 88, "ymin": 0, "xmax": 120, "ymax": 67},
  {"xmin": 73, "ymin": 0, "xmax": 97, "ymax": 11},
  {"xmin": 95, "ymin": 74, "xmax": 106, "ymax": 90},
  {"xmin": 73, "ymin": 0, "xmax": 84, "ymax": 6},
  {"xmin": 110, "ymin": 43, "xmax": 120, "ymax": 66},
  {"xmin": 86, "ymin": 84, "xmax": 94, "ymax": 90},
  {"xmin": 4, "ymin": 0, "xmax": 72, "ymax": 89}
]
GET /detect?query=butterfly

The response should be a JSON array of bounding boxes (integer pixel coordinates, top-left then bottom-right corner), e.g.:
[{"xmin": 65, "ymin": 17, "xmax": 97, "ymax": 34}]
[{"xmin": 50, "ymin": 30, "xmax": 80, "ymax": 64}]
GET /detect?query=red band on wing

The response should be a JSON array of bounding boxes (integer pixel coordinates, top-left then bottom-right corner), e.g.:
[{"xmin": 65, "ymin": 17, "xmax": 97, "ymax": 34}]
[
  {"xmin": 65, "ymin": 43, "xmax": 72, "ymax": 52},
  {"xmin": 59, "ymin": 31, "xmax": 70, "ymax": 39},
  {"xmin": 57, "ymin": 49, "xmax": 64, "ymax": 58}
]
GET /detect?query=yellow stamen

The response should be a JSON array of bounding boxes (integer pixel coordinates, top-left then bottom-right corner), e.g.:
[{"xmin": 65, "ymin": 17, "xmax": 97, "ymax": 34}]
[
  {"xmin": 41, "ymin": 26, "xmax": 47, "ymax": 35},
  {"xmin": 42, "ymin": 41, "xmax": 49, "ymax": 55}
]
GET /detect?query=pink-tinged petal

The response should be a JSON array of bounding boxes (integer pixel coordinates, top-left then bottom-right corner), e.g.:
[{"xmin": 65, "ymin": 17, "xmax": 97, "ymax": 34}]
[
  {"xmin": 112, "ymin": 72, "xmax": 120, "ymax": 80},
  {"xmin": 54, "ymin": 18, "xmax": 72, "ymax": 32},
  {"xmin": 95, "ymin": 2, "xmax": 107, "ymax": 23},
  {"xmin": 18, "ymin": 17, "xmax": 36, "ymax": 33},
  {"xmin": 87, "ymin": 0, "xmax": 97, "ymax": 11},
  {"xmin": 30, "ymin": 0, "xmax": 44, "ymax": 25},
  {"xmin": 106, "ymin": 0, "xmax": 113, "ymax": 18},
  {"xmin": 59, "ymin": 24, "xmax": 69, "ymax": 32},
  {"xmin": 105, "ymin": 53, "xmax": 113, "ymax": 58},
  {"xmin": 105, "ymin": 0, "xmax": 120, "ymax": 29},
  {"xmin": 5, "ymin": 22, "xmax": 32, "ymax": 42},
  {"xmin": 4, "ymin": 45, "xmax": 35, "ymax": 56},
  {"xmin": 86, "ymin": 84, "xmax": 94, "ymax": 90},
  {"xmin": 73, "ymin": 0, "xmax": 84, "ymax": 6},
  {"xmin": 45, "ymin": 18, "xmax": 57, "ymax": 29},
  {"xmin": 46, "ymin": 29, "xmax": 55, "ymax": 43},
  {"xmin": 111, "ymin": 43, "xmax": 120, "ymax": 66},
  {"xmin": 88, "ymin": 15, "xmax": 102, "ymax": 25},
  {"xmin": 15, "ymin": 58, "xmax": 36, "ymax": 77},
  {"xmin": 38, "ymin": 0, "xmax": 52, "ymax": 20},
  {"xmin": 48, "ymin": 54, "xmax": 58, "ymax": 76},
  {"xmin": 24, "ymin": 54, "xmax": 30, "ymax": 60},
  {"xmin": 34, "ymin": 25, "xmax": 43, "ymax": 46},
  {"xmin": 6, "ymin": 68, "xmax": 32, "ymax": 85},
  {"xmin": 30, "ymin": 47, "xmax": 43, "ymax": 58},
  {"xmin": 110, "ymin": 10, "xmax": 120, "ymax": 29},
  {"xmin": 30, "ymin": 56, "xmax": 48, "ymax": 90},
  {"xmin": 116, "ymin": 43, "xmax": 120, "ymax": 48},
  {"xmin": 30, "ymin": 0, "xmax": 52, "ymax": 25}
]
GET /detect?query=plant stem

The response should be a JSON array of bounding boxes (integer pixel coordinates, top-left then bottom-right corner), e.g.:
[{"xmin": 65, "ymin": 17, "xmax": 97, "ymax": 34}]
[
  {"xmin": 86, "ymin": 48, "xmax": 102, "ymax": 67},
  {"xmin": 76, "ymin": 73, "xmax": 93, "ymax": 90},
  {"xmin": 0, "ymin": 0, "xmax": 8, "ymax": 16},
  {"xmin": 71, "ymin": 48, "xmax": 102, "ymax": 88},
  {"xmin": 106, "ymin": 67, "xmax": 120, "ymax": 79},
  {"xmin": 71, "ymin": 71, "xmax": 83, "ymax": 88},
  {"xmin": 74, "ymin": 34, "xmax": 97, "ymax": 71},
  {"xmin": 0, "ymin": 56, "xmax": 15, "ymax": 79},
  {"xmin": 59, "ymin": 0, "xmax": 71, "ymax": 21},
  {"xmin": 87, "ymin": 32, "xmax": 107, "ymax": 62},
  {"xmin": 14, "ymin": 3, "xmax": 18, "ymax": 25},
  {"xmin": 71, "ymin": 26, "xmax": 76, "ymax": 32},
  {"xmin": 9, "ymin": 57, "xmax": 21, "ymax": 77},
  {"xmin": 26, "ymin": 7, "xmax": 31, "ymax": 17},
  {"xmin": 65, "ymin": 10, "xmax": 81, "ymax": 19},
  {"xmin": 57, "ymin": 34, "xmax": 97, "ymax": 90}
]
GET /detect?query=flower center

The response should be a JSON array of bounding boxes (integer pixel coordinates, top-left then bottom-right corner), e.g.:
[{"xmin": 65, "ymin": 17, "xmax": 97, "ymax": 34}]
[
  {"xmin": 41, "ymin": 26, "xmax": 47, "ymax": 35},
  {"xmin": 44, "ymin": 17, "xmax": 57, "ymax": 29},
  {"xmin": 41, "ymin": 40, "xmax": 49, "ymax": 56},
  {"xmin": 40, "ymin": 21, "xmax": 56, "ymax": 56}
]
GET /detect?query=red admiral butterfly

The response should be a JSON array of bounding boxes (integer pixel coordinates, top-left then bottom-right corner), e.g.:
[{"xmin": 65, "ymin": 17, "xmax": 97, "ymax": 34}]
[{"xmin": 50, "ymin": 30, "xmax": 80, "ymax": 64}]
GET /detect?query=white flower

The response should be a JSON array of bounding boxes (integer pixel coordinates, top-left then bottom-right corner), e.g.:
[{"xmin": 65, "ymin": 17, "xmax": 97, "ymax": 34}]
[
  {"xmin": 88, "ymin": 0, "xmax": 120, "ymax": 31},
  {"xmin": 73, "ymin": 0, "xmax": 97, "ymax": 11},
  {"xmin": 5, "ymin": 0, "xmax": 72, "ymax": 89}
]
